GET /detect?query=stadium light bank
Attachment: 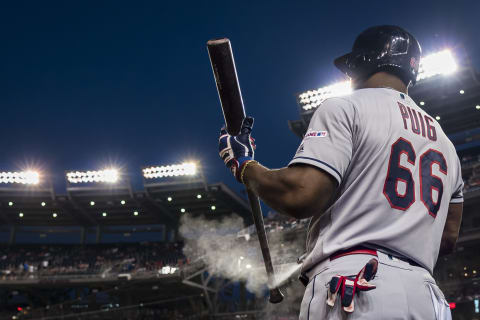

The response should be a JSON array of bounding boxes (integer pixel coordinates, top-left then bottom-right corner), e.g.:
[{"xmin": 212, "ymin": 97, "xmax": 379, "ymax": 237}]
[
  {"xmin": 66, "ymin": 168, "xmax": 120, "ymax": 184},
  {"xmin": 142, "ymin": 162, "xmax": 198, "ymax": 179},
  {"xmin": 298, "ymin": 49, "xmax": 458, "ymax": 111},
  {"xmin": 0, "ymin": 171, "xmax": 40, "ymax": 185}
]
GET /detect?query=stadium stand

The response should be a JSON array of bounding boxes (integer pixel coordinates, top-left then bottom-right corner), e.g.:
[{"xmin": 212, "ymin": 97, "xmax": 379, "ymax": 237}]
[
  {"xmin": 0, "ymin": 163, "xmax": 253, "ymax": 319},
  {"xmin": 0, "ymin": 242, "xmax": 185, "ymax": 280}
]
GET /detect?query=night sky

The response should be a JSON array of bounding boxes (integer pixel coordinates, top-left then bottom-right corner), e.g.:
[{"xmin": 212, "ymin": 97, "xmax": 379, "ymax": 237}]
[{"xmin": 0, "ymin": 1, "xmax": 479, "ymax": 195}]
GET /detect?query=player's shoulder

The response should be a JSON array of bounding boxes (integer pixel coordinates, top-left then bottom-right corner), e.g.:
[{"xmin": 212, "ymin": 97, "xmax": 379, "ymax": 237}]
[
  {"xmin": 342, "ymin": 87, "xmax": 397, "ymax": 104},
  {"xmin": 313, "ymin": 95, "xmax": 356, "ymax": 116},
  {"xmin": 314, "ymin": 88, "xmax": 399, "ymax": 118}
]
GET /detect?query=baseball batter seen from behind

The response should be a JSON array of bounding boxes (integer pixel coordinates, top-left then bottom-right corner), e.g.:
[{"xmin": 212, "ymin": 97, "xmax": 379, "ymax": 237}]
[{"xmin": 218, "ymin": 25, "xmax": 463, "ymax": 319}]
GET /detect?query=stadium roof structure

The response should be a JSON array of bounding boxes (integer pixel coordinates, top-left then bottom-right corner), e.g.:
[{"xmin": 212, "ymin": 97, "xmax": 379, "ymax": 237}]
[
  {"xmin": 289, "ymin": 48, "xmax": 480, "ymax": 138},
  {"xmin": 0, "ymin": 164, "xmax": 252, "ymax": 228}
]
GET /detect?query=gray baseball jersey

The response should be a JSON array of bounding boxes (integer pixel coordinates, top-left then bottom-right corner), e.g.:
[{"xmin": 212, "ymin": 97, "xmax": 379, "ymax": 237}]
[{"xmin": 289, "ymin": 87, "xmax": 463, "ymax": 274}]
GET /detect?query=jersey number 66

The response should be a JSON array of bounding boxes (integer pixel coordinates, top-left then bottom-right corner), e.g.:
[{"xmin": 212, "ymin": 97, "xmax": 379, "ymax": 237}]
[{"xmin": 383, "ymin": 137, "xmax": 447, "ymax": 218}]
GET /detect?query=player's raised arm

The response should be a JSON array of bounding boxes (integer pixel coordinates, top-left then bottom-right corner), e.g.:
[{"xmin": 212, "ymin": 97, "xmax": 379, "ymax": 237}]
[{"xmin": 243, "ymin": 163, "xmax": 337, "ymax": 219}]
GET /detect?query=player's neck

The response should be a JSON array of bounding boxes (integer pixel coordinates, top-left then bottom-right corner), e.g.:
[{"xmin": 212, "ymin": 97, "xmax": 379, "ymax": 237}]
[{"xmin": 356, "ymin": 72, "xmax": 408, "ymax": 94}]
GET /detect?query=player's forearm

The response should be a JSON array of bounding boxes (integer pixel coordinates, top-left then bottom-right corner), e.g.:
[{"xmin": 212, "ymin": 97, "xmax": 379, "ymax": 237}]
[
  {"xmin": 439, "ymin": 226, "xmax": 460, "ymax": 256},
  {"xmin": 439, "ymin": 237, "xmax": 456, "ymax": 256},
  {"xmin": 243, "ymin": 162, "xmax": 324, "ymax": 219},
  {"xmin": 439, "ymin": 203, "xmax": 463, "ymax": 256}
]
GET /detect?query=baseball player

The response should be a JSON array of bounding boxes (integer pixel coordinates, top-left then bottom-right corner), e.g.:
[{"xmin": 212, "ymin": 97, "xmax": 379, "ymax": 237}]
[{"xmin": 218, "ymin": 25, "xmax": 463, "ymax": 319}]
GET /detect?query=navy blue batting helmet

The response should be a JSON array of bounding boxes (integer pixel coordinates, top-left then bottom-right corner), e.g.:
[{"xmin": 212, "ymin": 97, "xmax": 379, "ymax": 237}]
[{"xmin": 334, "ymin": 25, "xmax": 422, "ymax": 87}]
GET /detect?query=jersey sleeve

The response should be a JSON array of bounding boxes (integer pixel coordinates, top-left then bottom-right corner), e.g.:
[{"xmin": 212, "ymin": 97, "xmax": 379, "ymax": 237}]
[
  {"xmin": 450, "ymin": 155, "xmax": 464, "ymax": 203},
  {"xmin": 289, "ymin": 97, "xmax": 356, "ymax": 185}
]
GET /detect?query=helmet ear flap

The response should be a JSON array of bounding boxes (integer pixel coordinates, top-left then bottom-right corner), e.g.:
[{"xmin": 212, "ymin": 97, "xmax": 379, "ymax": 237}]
[
  {"xmin": 333, "ymin": 53, "xmax": 352, "ymax": 76},
  {"xmin": 334, "ymin": 53, "xmax": 373, "ymax": 80},
  {"xmin": 345, "ymin": 52, "xmax": 378, "ymax": 81}
]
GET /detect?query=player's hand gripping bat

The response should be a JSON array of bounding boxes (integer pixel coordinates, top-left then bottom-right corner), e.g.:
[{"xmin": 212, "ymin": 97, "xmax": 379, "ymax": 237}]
[{"xmin": 207, "ymin": 38, "xmax": 284, "ymax": 304}]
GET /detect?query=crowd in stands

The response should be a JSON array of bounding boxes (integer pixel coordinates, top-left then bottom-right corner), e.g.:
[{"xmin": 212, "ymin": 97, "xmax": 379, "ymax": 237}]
[{"xmin": 0, "ymin": 242, "xmax": 186, "ymax": 280}]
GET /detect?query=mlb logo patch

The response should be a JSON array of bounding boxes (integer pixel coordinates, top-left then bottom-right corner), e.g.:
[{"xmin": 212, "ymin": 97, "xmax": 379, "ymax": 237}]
[{"xmin": 304, "ymin": 130, "xmax": 328, "ymax": 139}]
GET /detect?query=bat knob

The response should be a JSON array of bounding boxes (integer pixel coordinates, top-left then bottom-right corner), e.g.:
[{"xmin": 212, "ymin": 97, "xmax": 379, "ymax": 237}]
[
  {"xmin": 241, "ymin": 116, "xmax": 254, "ymax": 134},
  {"xmin": 269, "ymin": 288, "xmax": 284, "ymax": 304}
]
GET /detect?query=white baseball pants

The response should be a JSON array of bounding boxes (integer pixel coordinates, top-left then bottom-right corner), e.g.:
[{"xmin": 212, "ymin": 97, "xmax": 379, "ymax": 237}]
[{"xmin": 299, "ymin": 251, "xmax": 451, "ymax": 320}]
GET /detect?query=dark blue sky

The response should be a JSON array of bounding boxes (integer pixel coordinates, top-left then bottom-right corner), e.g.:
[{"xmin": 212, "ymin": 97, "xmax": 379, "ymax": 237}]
[{"xmin": 0, "ymin": 1, "xmax": 479, "ymax": 194}]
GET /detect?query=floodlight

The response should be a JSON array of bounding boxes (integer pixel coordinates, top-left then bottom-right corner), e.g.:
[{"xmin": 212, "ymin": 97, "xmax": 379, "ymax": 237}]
[
  {"xmin": 167, "ymin": 197, "xmax": 172, "ymax": 202},
  {"xmin": 196, "ymin": 194, "xmax": 202, "ymax": 199},
  {"xmin": 436, "ymin": 116, "xmax": 441, "ymax": 120},
  {"xmin": 476, "ymin": 105, "xmax": 480, "ymax": 110},
  {"xmin": 180, "ymin": 208, "xmax": 186, "ymax": 213},
  {"xmin": 143, "ymin": 162, "xmax": 198, "ymax": 179},
  {"xmin": 8, "ymin": 202, "xmax": 13, "ymax": 206},
  {"xmin": 41, "ymin": 202, "xmax": 46, "ymax": 207},
  {"xmin": 160, "ymin": 266, "xmax": 177, "ymax": 275},
  {"xmin": 90, "ymin": 201, "xmax": 95, "ymax": 206},
  {"xmin": 133, "ymin": 211, "xmax": 139, "ymax": 216},
  {"xmin": 19, "ymin": 212, "xmax": 24, "ymax": 217},
  {"xmin": 211, "ymin": 205, "xmax": 216, "ymax": 211},
  {"xmin": 416, "ymin": 50, "xmax": 457, "ymax": 81},
  {"xmin": 66, "ymin": 168, "xmax": 119, "ymax": 184},
  {"xmin": 102, "ymin": 212, "xmax": 107, "ymax": 217},
  {"xmin": 120, "ymin": 200, "xmax": 126, "ymax": 205},
  {"xmin": 298, "ymin": 80, "xmax": 352, "ymax": 111},
  {"xmin": 0, "ymin": 171, "xmax": 40, "ymax": 185},
  {"xmin": 460, "ymin": 90, "xmax": 465, "ymax": 94},
  {"xmin": 420, "ymin": 101, "xmax": 425, "ymax": 106},
  {"xmin": 52, "ymin": 213, "xmax": 57, "ymax": 218}
]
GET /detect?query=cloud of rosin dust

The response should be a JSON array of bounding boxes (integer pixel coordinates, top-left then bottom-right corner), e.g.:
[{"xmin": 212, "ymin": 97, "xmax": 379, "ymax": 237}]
[
  {"xmin": 179, "ymin": 213, "xmax": 305, "ymax": 297},
  {"xmin": 180, "ymin": 213, "xmax": 267, "ymax": 293}
]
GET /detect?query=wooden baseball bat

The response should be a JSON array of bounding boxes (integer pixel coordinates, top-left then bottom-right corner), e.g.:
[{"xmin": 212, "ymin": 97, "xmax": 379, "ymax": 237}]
[{"xmin": 207, "ymin": 38, "xmax": 284, "ymax": 304}]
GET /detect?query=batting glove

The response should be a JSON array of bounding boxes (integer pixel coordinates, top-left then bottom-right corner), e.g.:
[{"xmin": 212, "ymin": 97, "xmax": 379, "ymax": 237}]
[
  {"xmin": 326, "ymin": 258, "xmax": 378, "ymax": 313},
  {"xmin": 218, "ymin": 117, "xmax": 256, "ymax": 183}
]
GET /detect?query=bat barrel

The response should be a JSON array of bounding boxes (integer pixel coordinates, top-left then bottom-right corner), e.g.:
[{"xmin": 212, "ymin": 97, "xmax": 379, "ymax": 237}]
[{"xmin": 207, "ymin": 38, "xmax": 246, "ymax": 135}]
